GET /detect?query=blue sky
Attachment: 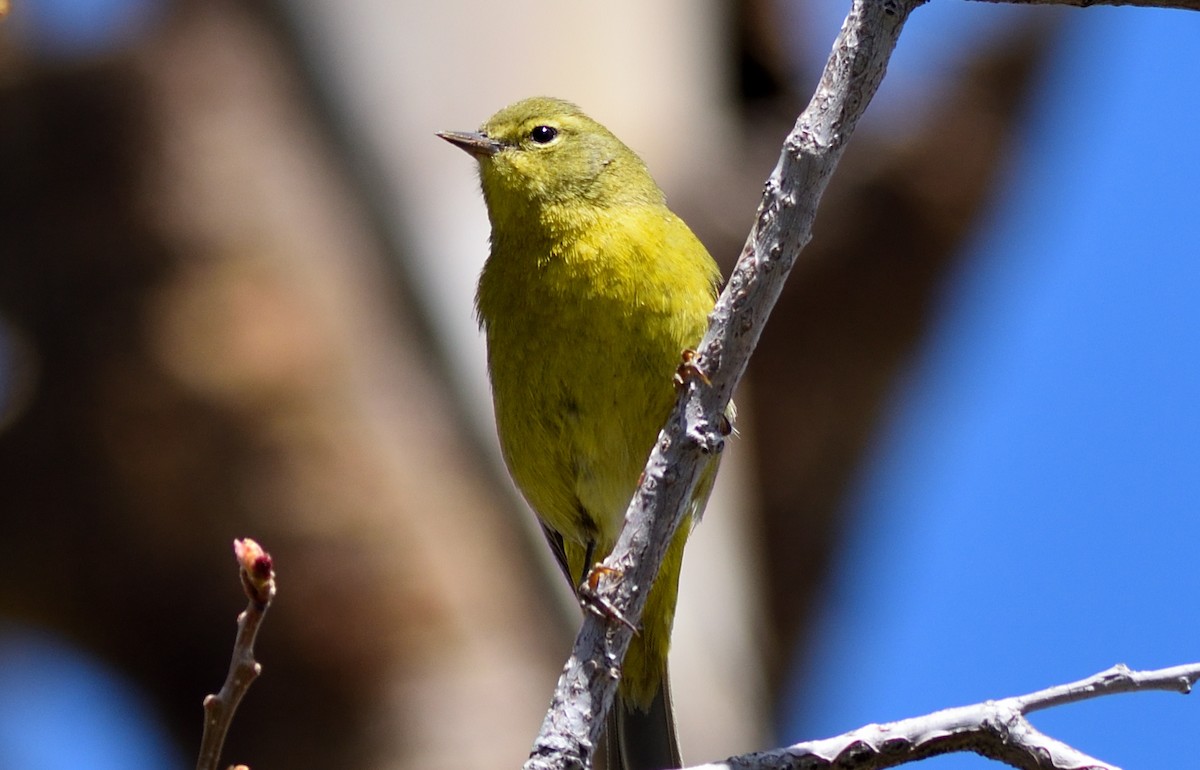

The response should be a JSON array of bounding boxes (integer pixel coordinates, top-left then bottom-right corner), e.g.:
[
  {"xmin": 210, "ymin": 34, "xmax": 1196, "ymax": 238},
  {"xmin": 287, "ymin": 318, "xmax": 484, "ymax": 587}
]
[
  {"xmin": 780, "ymin": 5, "xmax": 1200, "ymax": 767},
  {"xmin": 0, "ymin": 626, "xmax": 184, "ymax": 769}
]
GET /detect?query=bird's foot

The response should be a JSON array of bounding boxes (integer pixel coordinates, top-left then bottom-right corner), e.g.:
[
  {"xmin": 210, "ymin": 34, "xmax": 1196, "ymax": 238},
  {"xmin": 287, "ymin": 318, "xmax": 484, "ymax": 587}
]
[
  {"xmin": 579, "ymin": 564, "xmax": 638, "ymax": 632},
  {"xmin": 673, "ymin": 348, "xmax": 711, "ymax": 390}
]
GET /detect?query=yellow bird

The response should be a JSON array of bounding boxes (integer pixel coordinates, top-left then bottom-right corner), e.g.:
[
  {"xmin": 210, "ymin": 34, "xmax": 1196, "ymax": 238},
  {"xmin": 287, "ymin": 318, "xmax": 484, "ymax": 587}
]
[{"xmin": 439, "ymin": 97, "xmax": 726, "ymax": 770}]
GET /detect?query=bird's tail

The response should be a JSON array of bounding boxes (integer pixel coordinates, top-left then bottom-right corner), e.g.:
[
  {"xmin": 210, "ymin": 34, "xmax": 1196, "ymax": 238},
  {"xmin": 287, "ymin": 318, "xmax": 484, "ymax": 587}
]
[{"xmin": 606, "ymin": 670, "xmax": 682, "ymax": 770}]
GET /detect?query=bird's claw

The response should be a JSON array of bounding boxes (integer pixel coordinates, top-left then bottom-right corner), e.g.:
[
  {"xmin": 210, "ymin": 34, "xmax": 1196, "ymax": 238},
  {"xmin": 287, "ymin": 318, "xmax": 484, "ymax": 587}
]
[
  {"xmin": 579, "ymin": 564, "xmax": 638, "ymax": 632},
  {"xmin": 673, "ymin": 348, "xmax": 711, "ymax": 390}
]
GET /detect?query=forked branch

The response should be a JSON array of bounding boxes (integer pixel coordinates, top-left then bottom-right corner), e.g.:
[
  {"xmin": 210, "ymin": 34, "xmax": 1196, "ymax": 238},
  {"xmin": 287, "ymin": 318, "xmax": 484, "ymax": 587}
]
[{"xmin": 691, "ymin": 663, "xmax": 1200, "ymax": 770}]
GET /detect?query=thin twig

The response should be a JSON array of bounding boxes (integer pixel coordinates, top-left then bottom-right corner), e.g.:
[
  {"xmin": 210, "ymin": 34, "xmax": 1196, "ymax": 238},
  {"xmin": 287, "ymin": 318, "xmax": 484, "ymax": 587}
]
[
  {"xmin": 1017, "ymin": 662, "xmax": 1199, "ymax": 713},
  {"xmin": 196, "ymin": 538, "xmax": 277, "ymax": 770},
  {"xmin": 687, "ymin": 663, "xmax": 1200, "ymax": 770}
]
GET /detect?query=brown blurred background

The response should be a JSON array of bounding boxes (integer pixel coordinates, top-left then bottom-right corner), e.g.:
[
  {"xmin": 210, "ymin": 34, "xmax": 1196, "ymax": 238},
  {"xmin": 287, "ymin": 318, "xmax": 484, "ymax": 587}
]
[{"xmin": 0, "ymin": 0, "xmax": 1049, "ymax": 767}]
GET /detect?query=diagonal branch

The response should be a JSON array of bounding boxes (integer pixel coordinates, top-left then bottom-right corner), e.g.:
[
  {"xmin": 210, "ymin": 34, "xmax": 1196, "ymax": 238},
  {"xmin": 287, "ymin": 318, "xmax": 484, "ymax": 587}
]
[
  {"xmin": 686, "ymin": 663, "xmax": 1200, "ymax": 770},
  {"xmin": 523, "ymin": 0, "xmax": 1200, "ymax": 768},
  {"xmin": 523, "ymin": 1, "xmax": 916, "ymax": 768}
]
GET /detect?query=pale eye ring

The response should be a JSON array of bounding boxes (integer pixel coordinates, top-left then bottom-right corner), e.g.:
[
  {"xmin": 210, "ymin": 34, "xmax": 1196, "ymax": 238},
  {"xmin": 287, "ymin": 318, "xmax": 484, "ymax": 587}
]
[{"xmin": 529, "ymin": 125, "xmax": 558, "ymax": 144}]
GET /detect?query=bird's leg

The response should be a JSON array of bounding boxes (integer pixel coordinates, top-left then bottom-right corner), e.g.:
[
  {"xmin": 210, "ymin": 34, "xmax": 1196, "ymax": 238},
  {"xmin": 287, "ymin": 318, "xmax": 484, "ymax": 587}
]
[
  {"xmin": 675, "ymin": 348, "xmax": 732, "ymax": 454},
  {"xmin": 580, "ymin": 539, "xmax": 596, "ymax": 586},
  {"xmin": 580, "ymin": 559, "xmax": 638, "ymax": 632},
  {"xmin": 673, "ymin": 348, "xmax": 711, "ymax": 389}
]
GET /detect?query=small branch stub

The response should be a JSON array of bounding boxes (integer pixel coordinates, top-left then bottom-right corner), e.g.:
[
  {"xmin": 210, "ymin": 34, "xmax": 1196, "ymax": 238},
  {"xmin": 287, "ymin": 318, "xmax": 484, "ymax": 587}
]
[{"xmin": 195, "ymin": 538, "xmax": 277, "ymax": 770}]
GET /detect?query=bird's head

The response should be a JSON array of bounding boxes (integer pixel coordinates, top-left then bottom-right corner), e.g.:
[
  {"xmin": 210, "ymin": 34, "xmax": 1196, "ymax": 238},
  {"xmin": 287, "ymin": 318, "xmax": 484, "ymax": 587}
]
[{"xmin": 438, "ymin": 97, "xmax": 663, "ymax": 220}]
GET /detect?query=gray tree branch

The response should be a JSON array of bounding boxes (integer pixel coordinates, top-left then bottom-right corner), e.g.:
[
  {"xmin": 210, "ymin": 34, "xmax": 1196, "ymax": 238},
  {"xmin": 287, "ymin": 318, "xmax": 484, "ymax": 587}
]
[
  {"xmin": 688, "ymin": 663, "xmax": 1200, "ymax": 770},
  {"xmin": 523, "ymin": 1, "xmax": 1200, "ymax": 769},
  {"xmin": 524, "ymin": 1, "xmax": 911, "ymax": 768}
]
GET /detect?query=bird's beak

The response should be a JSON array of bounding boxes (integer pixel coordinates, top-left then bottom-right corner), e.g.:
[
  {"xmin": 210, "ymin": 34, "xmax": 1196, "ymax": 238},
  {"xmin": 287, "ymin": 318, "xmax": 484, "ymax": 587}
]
[{"xmin": 437, "ymin": 130, "xmax": 504, "ymax": 159}]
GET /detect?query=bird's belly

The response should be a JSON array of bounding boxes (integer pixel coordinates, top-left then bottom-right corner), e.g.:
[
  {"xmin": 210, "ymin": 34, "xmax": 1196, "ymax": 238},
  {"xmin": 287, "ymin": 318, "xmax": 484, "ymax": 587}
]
[{"xmin": 488, "ymin": 316, "xmax": 677, "ymax": 551}]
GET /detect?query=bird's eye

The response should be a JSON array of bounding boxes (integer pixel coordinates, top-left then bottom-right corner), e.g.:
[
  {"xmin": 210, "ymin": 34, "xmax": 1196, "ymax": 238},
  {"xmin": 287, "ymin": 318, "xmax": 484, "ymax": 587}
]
[{"xmin": 529, "ymin": 125, "xmax": 558, "ymax": 144}]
